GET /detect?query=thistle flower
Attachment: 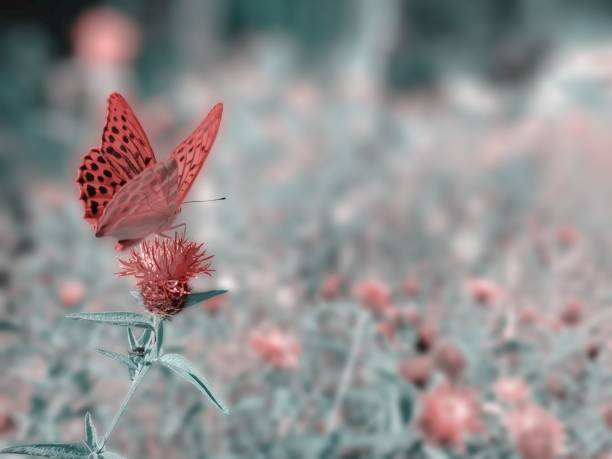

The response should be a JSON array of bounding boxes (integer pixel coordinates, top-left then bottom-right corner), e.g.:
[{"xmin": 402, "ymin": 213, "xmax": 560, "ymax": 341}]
[
  {"xmin": 118, "ymin": 234, "xmax": 213, "ymax": 316},
  {"xmin": 418, "ymin": 383, "xmax": 483, "ymax": 450},
  {"xmin": 504, "ymin": 405, "xmax": 566, "ymax": 459},
  {"xmin": 248, "ymin": 325, "xmax": 301, "ymax": 369}
]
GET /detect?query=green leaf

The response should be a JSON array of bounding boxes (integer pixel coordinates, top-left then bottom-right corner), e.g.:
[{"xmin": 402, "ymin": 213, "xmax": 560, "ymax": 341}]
[
  {"xmin": 139, "ymin": 328, "xmax": 152, "ymax": 348},
  {"xmin": 84, "ymin": 412, "xmax": 97, "ymax": 451},
  {"xmin": 66, "ymin": 312, "xmax": 153, "ymax": 330},
  {"xmin": 155, "ymin": 320, "xmax": 164, "ymax": 357},
  {"xmin": 0, "ymin": 443, "xmax": 90, "ymax": 458},
  {"xmin": 159, "ymin": 353, "xmax": 228, "ymax": 413},
  {"xmin": 96, "ymin": 349, "xmax": 138, "ymax": 371},
  {"xmin": 184, "ymin": 290, "xmax": 227, "ymax": 309},
  {"xmin": 127, "ymin": 328, "xmax": 137, "ymax": 350}
]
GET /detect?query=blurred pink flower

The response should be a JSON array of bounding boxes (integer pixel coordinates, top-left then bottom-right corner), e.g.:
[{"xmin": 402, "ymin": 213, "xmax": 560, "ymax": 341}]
[
  {"xmin": 418, "ymin": 383, "xmax": 483, "ymax": 450},
  {"xmin": 493, "ymin": 377, "xmax": 530, "ymax": 406},
  {"xmin": 434, "ymin": 343, "xmax": 466, "ymax": 382},
  {"xmin": 560, "ymin": 300, "xmax": 583, "ymax": 327},
  {"xmin": 401, "ymin": 276, "xmax": 420, "ymax": 297},
  {"xmin": 601, "ymin": 403, "xmax": 612, "ymax": 431},
  {"xmin": 376, "ymin": 320, "xmax": 396, "ymax": 341},
  {"xmin": 416, "ymin": 322, "xmax": 437, "ymax": 353},
  {"xmin": 399, "ymin": 356, "xmax": 432, "ymax": 389},
  {"xmin": 201, "ymin": 293, "xmax": 228, "ymax": 316},
  {"xmin": 58, "ymin": 279, "xmax": 85, "ymax": 307},
  {"xmin": 0, "ymin": 413, "xmax": 16, "ymax": 436},
  {"xmin": 504, "ymin": 405, "xmax": 566, "ymax": 459},
  {"xmin": 249, "ymin": 325, "xmax": 301, "ymax": 369},
  {"xmin": 465, "ymin": 278, "xmax": 505, "ymax": 305},
  {"xmin": 555, "ymin": 225, "xmax": 579, "ymax": 247},
  {"xmin": 320, "ymin": 274, "xmax": 342, "ymax": 301},
  {"xmin": 352, "ymin": 279, "xmax": 391, "ymax": 314},
  {"xmin": 71, "ymin": 7, "xmax": 141, "ymax": 65}
]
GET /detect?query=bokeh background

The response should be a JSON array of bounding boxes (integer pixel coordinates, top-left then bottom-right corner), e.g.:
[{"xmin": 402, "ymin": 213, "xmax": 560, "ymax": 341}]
[{"xmin": 3, "ymin": 1, "xmax": 612, "ymax": 458}]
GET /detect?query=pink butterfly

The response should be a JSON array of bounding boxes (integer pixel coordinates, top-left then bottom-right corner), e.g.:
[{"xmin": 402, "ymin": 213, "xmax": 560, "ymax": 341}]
[{"xmin": 76, "ymin": 93, "xmax": 223, "ymax": 250}]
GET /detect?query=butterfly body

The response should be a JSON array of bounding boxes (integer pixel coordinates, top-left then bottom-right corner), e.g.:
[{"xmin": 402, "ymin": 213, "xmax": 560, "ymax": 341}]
[{"xmin": 76, "ymin": 93, "xmax": 222, "ymax": 250}]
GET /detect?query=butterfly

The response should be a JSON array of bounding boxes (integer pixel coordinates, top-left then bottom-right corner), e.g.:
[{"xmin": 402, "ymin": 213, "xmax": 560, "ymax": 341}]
[{"xmin": 76, "ymin": 92, "xmax": 223, "ymax": 251}]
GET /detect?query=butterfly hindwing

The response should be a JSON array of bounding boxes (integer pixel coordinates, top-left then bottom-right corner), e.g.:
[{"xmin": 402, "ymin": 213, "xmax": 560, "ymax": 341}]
[
  {"xmin": 96, "ymin": 161, "xmax": 179, "ymax": 240},
  {"xmin": 169, "ymin": 102, "xmax": 223, "ymax": 204},
  {"xmin": 76, "ymin": 148, "xmax": 120, "ymax": 227}
]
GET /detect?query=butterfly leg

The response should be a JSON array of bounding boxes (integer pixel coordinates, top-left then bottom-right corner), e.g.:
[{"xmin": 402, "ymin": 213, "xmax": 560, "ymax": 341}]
[{"xmin": 159, "ymin": 222, "xmax": 187, "ymax": 239}]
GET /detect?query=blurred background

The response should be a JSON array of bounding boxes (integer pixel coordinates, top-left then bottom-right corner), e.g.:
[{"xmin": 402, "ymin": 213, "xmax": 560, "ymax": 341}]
[{"xmin": 3, "ymin": 1, "xmax": 612, "ymax": 458}]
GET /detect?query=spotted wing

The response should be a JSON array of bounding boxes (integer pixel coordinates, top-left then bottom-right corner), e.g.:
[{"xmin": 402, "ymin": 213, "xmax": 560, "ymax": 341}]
[
  {"xmin": 169, "ymin": 102, "xmax": 223, "ymax": 204},
  {"xmin": 76, "ymin": 93, "xmax": 156, "ymax": 228}
]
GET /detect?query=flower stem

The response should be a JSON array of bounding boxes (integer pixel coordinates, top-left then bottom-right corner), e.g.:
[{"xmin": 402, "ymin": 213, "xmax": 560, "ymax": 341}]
[
  {"xmin": 98, "ymin": 365, "xmax": 149, "ymax": 451},
  {"xmin": 324, "ymin": 310, "xmax": 368, "ymax": 433}
]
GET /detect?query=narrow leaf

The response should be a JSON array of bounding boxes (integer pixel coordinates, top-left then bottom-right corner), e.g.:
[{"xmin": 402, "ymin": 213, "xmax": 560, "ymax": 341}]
[
  {"xmin": 0, "ymin": 443, "xmax": 90, "ymax": 458},
  {"xmin": 156, "ymin": 320, "xmax": 164, "ymax": 357},
  {"xmin": 84, "ymin": 412, "xmax": 97, "ymax": 451},
  {"xmin": 139, "ymin": 328, "xmax": 152, "ymax": 348},
  {"xmin": 96, "ymin": 349, "xmax": 138, "ymax": 371},
  {"xmin": 184, "ymin": 290, "xmax": 227, "ymax": 309},
  {"xmin": 127, "ymin": 328, "xmax": 137, "ymax": 350},
  {"xmin": 159, "ymin": 353, "xmax": 228, "ymax": 413},
  {"xmin": 66, "ymin": 312, "xmax": 153, "ymax": 330}
]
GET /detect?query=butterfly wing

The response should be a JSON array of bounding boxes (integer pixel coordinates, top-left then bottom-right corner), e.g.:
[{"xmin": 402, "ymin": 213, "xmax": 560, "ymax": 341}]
[
  {"xmin": 96, "ymin": 160, "xmax": 179, "ymax": 241},
  {"xmin": 76, "ymin": 93, "xmax": 156, "ymax": 229},
  {"xmin": 169, "ymin": 102, "xmax": 223, "ymax": 205}
]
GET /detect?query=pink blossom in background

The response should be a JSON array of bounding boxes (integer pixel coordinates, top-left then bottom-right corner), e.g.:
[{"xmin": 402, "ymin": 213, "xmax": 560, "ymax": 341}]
[
  {"xmin": 493, "ymin": 377, "xmax": 531, "ymax": 406},
  {"xmin": 418, "ymin": 383, "xmax": 483, "ymax": 450},
  {"xmin": 71, "ymin": 7, "xmax": 141, "ymax": 66},
  {"xmin": 0, "ymin": 413, "xmax": 16, "ymax": 436},
  {"xmin": 399, "ymin": 356, "xmax": 432, "ymax": 389},
  {"xmin": 465, "ymin": 278, "xmax": 505, "ymax": 305},
  {"xmin": 58, "ymin": 279, "xmax": 85, "ymax": 307},
  {"xmin": 249, "ymin": 325, "xmax": 301, "ymax": 369},
  {"xmin": 504, "ymin": 405, "xmax": 566, "ymax": 459},
  {"xmin": 555, "ymin": 225, "xmax": 579, "ymax": 247},
  {"xmin": 401, "ymin": 276, "xmax": 420, "ymax": 297},
  {"xmin": 352, "ymin": 279, "xmax": 392, "ymax": 314},
  {"xmin": 559, "ymin": 300, "xmax": 583, "ymax": 327},
  {"xmin": 602, "ymin": 403, "xmax": 612, "ymax": 431},
  {"xmin": 320, "ymin": 274, "xmax": 342, "ymax": 301},
  {"xmin": 434, "ymin": 343, "xmax": 466, "ymax": 382},
  {"xmin": 201, "ymin": 293, "xmax": 228, "ymax": 316}
]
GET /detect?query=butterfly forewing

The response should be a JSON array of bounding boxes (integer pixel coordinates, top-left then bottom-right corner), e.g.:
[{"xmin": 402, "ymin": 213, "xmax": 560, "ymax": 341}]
[
  {"xmin": 169, "ymin": 102, "xmax": 223, "ymax": 204},
  {"xmin": 76, "ymin": 93, "xmax": 157, "ymax": 228}
]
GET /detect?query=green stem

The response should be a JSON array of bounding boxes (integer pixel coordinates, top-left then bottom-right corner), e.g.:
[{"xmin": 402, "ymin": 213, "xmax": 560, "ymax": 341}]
[{"xmin": 98, "ymin": 365, "xmax": 149, "ymax": 451}]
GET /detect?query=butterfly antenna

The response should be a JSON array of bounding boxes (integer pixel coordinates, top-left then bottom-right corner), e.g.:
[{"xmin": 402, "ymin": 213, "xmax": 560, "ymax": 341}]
[{"xmin": 183, "ymin": 197, "xmax": 226, "ymax": 204}]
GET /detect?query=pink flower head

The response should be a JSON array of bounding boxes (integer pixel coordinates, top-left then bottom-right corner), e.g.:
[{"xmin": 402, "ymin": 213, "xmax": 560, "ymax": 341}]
[
  {"xmin": 249, "ymin": 325, "xmax": 301, "ymax": 369},
  {"xmin": 434, "ymin": 343, "xmax": 466, "ymax": 382},
  {"xmin": 352, "ymin": 279, "xmax": 391, "ymax": 314},
  {"xmin": 555, "ymin": 225, "xmax": 579, "ymax": 247},
  {"xmin": 320, "ymin": 274, "xmax": 342, "ymax": 301},
  {"xmin": 504, "ymin": 405, "xmax": 566, "ymax": 459},
  {"xmin": 418, "ymin": 383, "xmax": 483, "ymax": 450},
  {"xmin": 401, "ymin": 276, "xmax": 420, "ymax": 297},
  {"xmin": 72, "ymin": 7, "xmax": 141, "ymax": 65},
  {"xmin": 399, "ymin": 356, "xmax": 432, "ymax": 389},
  {"xmin": 602, "ymin": 403, "xmax": 612, "ymax": 431},
  {"xmin": 493, "ymin": 377, "xmax": 531, "ymax": 406},
  {"xmin": 560, "ymin": 300, "xmax": 583, "ymax": 327},
  {"xmin": 118, "ymin": 234, "xmax": 213, "ymax": 317},
  {"xmin": 466, "ymin": 278, "xmax": 505, "ymax": 305},
  {"xmin": 58, "ymin": 279, "xmax": 85, "ymax": 307}
]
